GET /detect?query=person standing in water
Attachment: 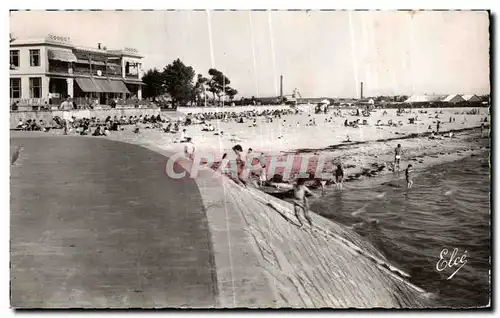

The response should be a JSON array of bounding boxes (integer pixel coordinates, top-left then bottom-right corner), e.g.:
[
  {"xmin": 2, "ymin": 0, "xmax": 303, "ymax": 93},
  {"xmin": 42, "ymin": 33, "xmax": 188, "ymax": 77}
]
[
  {"xmin": 406, "ymin": 164, "xmax": 413, "ymax": 188},
  {"xmin": 293, "ymin": 178, "xmax": 316, "ymax": 228},
  {"xmin": 335, "ymin": 163, "xmax": 344, "ymax": 190},
  {"xmin": 394, "ymin": 144, "xmax": 403, "ymax": 171}
]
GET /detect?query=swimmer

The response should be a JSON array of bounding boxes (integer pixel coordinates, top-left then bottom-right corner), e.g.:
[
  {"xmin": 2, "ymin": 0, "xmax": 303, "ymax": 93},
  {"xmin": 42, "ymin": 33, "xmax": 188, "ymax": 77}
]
[
  {"xmin": 293, "ymin": 178, "xmax": 317, "ymax": 228},
  {"xmin": 394, "ymin": 144, "xmax": 403, "ymax": 171},
  {"xmin": 314, "ymin": 179, "xmax": 327, "ymax": 196},
  {"xmin": 335, "ymin": 163, "xmax": 344, "ymax": 190},
  {"xmin": 320, "ymin": 180, "xmax": 327, "ymax": 196},
  {"xmin": 406, "ymin": 164, "xmax": 413, "ymax": 188}
]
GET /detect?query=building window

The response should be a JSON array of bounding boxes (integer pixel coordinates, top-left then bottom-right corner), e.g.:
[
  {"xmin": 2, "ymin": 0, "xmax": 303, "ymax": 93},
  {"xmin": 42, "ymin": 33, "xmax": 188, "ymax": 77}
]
[
  {"xmin": 10, "ymin": 50, "xmax": 19, "ymax": 69},
  {"xmin": 10, "ymin": 78, "xmax": 21, "ymax": 98},
  {"xmin": 29, "ymin": 77, "xmax": 42, "ymax": 98},
  {"xmin": 30, "ymin": 49, "xmax": 40, "ymax": 67}
]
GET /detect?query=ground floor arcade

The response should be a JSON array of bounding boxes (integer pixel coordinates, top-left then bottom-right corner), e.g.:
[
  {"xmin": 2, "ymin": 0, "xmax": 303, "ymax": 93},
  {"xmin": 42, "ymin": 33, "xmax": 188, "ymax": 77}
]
[{"xmin": 10, "ymin": 75, "xmax": 143, "ymax": 107}]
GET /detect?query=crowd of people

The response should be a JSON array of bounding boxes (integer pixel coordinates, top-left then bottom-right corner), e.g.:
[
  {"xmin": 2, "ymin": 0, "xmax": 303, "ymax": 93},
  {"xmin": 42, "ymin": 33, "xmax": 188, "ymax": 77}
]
[{"xmin": 15, "ymin": 118, "xmax": 52, "ymax": 132}]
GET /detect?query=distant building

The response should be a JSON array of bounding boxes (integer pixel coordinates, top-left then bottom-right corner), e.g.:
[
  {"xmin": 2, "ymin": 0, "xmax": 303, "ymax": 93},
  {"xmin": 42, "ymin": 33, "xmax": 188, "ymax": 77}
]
[
  {"xmin": 461, "ymin": 94, "xmax": 481, "ymax": 102},
  {"xmin": 10, "ymin": 34, "xmax": 144, "ymax": 107},
  {"xmin": 358, "ymin": 98, "xmax": 375, "ymax": 105},
  {"xmin": 297, "ymin": 97, "xmax": 332, "ymax": 104},
  {"xmin": 442, "ymin": 94, "xmax": 465, "ymax": 104},
  {"xmin": 404, "ymin": 95, "xmax": 444, "ymax": 103}
]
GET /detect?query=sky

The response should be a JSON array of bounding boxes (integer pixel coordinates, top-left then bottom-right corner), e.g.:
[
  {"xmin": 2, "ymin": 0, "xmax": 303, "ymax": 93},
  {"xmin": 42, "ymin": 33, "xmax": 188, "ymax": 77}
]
[{"xmin": 10, "ymin": 10, "xmax": 490, "ymax": 98}]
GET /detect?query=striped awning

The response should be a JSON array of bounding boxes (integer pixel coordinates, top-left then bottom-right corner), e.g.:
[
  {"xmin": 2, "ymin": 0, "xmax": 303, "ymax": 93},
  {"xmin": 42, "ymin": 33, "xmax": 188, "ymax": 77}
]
[
  {"xmin": 48, "ymin": 49, "xmax": 77, "ymax": 63},
  {"xmin": 94, "ymin": 79, "xmax": 130, "ymax": 94},
  {"xmin": 124, "ymin": 79, "xmax": 145, "ymax": 86},
  {"xmin": 109, "ymin": 80, "xmax": 130, "ymax": 94},
  {"xmin": 75, "ymin": 77, "xmax": 102, "ymax": 93},
  {"xmin": 75, "ymin": 59, "xmax": 106, "ymax": 66}
]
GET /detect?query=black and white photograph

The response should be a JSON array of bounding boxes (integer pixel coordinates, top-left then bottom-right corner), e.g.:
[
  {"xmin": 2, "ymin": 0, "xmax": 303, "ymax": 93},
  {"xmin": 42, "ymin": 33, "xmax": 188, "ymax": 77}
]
[{"xmin": 8, "ymin": 8, "xmax": 491, "ymax": 309}]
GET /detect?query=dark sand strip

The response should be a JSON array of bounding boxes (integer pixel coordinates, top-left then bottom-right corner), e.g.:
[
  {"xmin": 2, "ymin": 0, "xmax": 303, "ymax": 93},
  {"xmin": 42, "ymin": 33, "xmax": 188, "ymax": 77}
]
[{"xmin": 10, "ymin": 134, "xmax": 218, "ymax": 308}]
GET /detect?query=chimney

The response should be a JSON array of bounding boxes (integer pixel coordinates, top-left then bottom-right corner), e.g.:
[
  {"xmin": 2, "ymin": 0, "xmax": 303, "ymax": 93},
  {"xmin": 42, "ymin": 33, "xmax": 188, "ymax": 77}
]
[
  {"xmin": 280, "ymin": 75, "xmax": 283, "ymax": 98},
  {"xmin": 360, "ymin": 82, "xmax": 364, "ymax": 99},
  {"xmin": 98, "ymin": 43, "xmax": 101, "ymax": 49}
]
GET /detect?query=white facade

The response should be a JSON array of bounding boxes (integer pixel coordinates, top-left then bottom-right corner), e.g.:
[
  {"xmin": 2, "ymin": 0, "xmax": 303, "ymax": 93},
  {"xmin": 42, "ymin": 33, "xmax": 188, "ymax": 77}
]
[{"xmin": 10, "ymin": 35, "xmax": 144, "ymax": 107}]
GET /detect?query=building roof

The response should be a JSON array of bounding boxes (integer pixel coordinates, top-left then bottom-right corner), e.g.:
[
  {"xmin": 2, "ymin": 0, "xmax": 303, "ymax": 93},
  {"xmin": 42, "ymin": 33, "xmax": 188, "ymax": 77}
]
[
  {"xmin": 461, "ymin": 94, "xmax": 481, "ymax": 101},
  {"xmin": 404, "ymin": 95, "xmax": 444, "ymax": 103},
  {"xmin": 442, "ymin": 94, "xmax": 465, "ymax": 102},
  {"xmin": 10, "ymin": 35, "xmax": 143, "ymax": 58},
  {"xmin": 10, "ymin": 37, "xmax": 74, "ymax": 48}
]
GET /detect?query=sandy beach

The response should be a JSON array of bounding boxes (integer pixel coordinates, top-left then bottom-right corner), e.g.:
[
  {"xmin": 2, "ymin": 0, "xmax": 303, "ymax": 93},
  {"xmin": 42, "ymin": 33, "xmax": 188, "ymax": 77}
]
[{"xmin": 101, "ymin": 106, "xmax": 489, "ymax": 188}]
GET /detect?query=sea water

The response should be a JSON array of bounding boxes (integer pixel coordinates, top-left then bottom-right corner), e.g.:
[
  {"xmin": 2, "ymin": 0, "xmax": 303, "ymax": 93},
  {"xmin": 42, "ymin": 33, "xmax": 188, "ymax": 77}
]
[{"xmin": 311, "ymin": 153, "xmax": 490, "ymax": 308}]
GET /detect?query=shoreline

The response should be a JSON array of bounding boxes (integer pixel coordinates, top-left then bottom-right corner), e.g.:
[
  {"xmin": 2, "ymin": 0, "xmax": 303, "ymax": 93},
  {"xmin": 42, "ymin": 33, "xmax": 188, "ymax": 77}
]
[
  {"xmin": 302, "ymin": 126, "xmax": 489, "ymax": 188},
  {"xmin": 242, "ymin": 126, "xmax": 489, "ymax": 200}
]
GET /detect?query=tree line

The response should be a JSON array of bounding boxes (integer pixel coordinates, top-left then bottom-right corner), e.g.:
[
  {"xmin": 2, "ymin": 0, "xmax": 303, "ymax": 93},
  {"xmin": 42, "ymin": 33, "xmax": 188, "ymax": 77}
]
[{"xmin": 141, "ymin": 59, "xmax": 238, "ymax": 107}]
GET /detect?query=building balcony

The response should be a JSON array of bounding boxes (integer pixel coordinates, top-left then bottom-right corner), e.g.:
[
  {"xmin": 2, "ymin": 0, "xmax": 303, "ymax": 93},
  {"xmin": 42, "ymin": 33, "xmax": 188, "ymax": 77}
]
[
  {"xmin": 48, "ymin": 65, "xmax": 70, "ymax": 74},
  {"xmin": 125, "ymin": 73, "xmax": 139, "ymax": 79},
  {"xmin": 72, "ymin": 67, "xmax": 123, "ymax": 79}
]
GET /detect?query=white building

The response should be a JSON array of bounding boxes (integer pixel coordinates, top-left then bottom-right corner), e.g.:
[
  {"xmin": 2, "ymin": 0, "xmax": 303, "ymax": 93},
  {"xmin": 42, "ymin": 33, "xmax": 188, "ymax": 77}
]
[
  {"xmin": 404, "ymin": 95, "xmax": 444, "ymax": 103},
  {"xmin": 10, "ymin": 34, "xmax": 144, "ymax": 107}
]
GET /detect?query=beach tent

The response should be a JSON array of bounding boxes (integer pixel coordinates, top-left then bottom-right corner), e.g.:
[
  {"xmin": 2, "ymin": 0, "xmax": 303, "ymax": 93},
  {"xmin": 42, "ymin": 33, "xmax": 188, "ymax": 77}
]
[
  {"xmin": 320, "ymin": 99, "xmax": 330, "ymax": 105},
  {"xmin": 462, "ymin": 94, "xmax": 481, "ymax": 102},
  {"xmin": 442, "ymin": 94, "xmax": 465, "ymax": 104}
]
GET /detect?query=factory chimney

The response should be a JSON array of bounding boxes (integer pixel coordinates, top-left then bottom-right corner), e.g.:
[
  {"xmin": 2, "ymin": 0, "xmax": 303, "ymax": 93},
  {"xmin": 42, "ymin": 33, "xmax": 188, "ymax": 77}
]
[
  {"xmin": 280, "ymin": 75, "xmax": 283, "ymax": 98},
  {"xmin": 360, "ymin": 82, "xmax": 364, "ymax": 99}
]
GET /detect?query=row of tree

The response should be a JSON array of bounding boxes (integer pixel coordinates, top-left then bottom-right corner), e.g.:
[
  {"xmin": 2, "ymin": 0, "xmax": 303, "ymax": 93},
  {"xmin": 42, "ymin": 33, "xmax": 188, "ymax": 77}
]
[{"xmin": 141, "ymin": 59, "xmax": 238, "ymax": 107}]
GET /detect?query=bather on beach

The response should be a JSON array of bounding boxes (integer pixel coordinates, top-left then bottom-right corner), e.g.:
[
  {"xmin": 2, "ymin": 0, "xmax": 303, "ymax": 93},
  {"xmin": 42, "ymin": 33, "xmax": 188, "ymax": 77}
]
[
  {"xmin": 406, "ymin": 164, "xmax": 414, "ymax": 188},
  {"xmin": 232, "ymin": 144, "xmax": 247, "ymax": 186},
  {"xmin": 183, "ymin": 137, "xmax": 195, "ymax": 160},
  {"xmin": 258, "ymin": 152, "xmax": 267, "ymax": 187},
  {"xmin": 394, "ymin": 144, "xmax": 403, "ymax": 171},
  {"xmin": 180, "ymin": 129, "xmax": 189, "ymax": 142},
  {"xmin": 293, "ymin": 178, "xmax": 315, "ymax": 228}
]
